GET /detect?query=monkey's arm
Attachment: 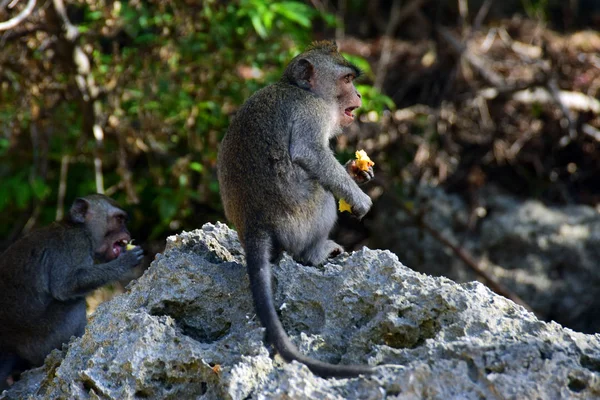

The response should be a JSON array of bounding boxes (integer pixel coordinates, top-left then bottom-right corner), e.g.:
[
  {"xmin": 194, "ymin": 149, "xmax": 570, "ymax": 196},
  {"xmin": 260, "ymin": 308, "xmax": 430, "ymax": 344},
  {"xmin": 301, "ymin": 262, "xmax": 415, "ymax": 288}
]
[
  {"xmin": 289, "ymin": 119, "xmax": 372, "ymax": 217},
  {"xmin": 48, "ymin": 248, "xmax": 143, "ymax": 301}
]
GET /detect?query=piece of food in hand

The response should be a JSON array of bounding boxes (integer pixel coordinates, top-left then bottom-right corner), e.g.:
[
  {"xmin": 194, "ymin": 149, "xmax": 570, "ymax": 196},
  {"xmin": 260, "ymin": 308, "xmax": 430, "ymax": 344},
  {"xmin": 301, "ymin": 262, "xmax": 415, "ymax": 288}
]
[
  {"xmin": 126, "ymin": 241, "xmax": 136, "ymax": 251},
  {"xmin": 338, "ymin": 198, "xmax": 352, "ymax": 213},
  {"xmin": 355, "ymin": 149, "xmax": 374, "ymax": 171}
]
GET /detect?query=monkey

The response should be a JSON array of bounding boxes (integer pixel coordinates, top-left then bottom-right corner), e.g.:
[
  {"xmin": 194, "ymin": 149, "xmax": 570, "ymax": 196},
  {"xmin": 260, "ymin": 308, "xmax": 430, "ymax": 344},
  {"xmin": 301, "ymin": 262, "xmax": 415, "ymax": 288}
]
[
  {"xmin": 0, "ymin": 194, "xmax": 143, "ymax": 390},
  {"xmin": 217, "ymin": 41, "xmax": 375, "ymax": 378}
]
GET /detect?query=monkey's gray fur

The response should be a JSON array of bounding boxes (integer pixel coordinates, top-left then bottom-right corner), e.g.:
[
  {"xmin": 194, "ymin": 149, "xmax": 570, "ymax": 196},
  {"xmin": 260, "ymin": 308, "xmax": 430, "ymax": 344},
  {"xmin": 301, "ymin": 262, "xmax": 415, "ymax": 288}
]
[
  {"xmin": 0, "ymin": 194, "xmax": 143, "ymax": 390},
  {"xmin": 218, "ymin": 41, "xmax": 375, "ymax": 378}
]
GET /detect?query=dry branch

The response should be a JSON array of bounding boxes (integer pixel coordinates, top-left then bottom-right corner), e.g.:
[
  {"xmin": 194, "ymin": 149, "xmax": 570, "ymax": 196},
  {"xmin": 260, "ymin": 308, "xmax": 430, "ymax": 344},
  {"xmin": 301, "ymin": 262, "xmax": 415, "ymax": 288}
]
[
  {"xmin": 473, "ymin": 0, "xmax": 493, "ymax": 31},
  {"xmin": 49, "ymin": 0, "xmax": 105, "ymax": 193},
  {"xmin": 56, "ymin": 155, "xmax": 70, "ymax": 221},
  {"xmin": 0, "ymin": 0, "xmax": 35, "ymax": 31},
  {"xmin": 437, "ymin": 26, "xmax": 506, "ymax": 88},
  {"xmin": 374, "ymin": 0, "xmax": 429, "ymax": 90}
]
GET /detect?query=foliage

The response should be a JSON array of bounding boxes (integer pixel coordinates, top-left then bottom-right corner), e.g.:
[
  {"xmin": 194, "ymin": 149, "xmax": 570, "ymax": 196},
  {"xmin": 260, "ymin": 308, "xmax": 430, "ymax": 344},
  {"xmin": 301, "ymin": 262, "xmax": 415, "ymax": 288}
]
[{"xmin": 0, "ymin": 0, "xmax": 391, "ymax": 245}]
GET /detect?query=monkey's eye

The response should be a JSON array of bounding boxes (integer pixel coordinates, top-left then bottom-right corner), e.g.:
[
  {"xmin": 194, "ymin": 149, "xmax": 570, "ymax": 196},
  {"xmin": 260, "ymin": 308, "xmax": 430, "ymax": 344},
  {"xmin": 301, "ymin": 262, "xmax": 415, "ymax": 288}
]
[{"xmin": 343, "ymin": 74, "xmax": 354, "ymax": 84}]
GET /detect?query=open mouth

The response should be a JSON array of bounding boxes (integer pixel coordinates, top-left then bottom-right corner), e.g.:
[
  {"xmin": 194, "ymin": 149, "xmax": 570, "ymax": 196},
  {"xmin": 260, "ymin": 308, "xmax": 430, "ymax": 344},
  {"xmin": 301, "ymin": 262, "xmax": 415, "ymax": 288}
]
[
  {"xmin": 344, "ymin": 107, "xmax": 357, "ymax": 118},
  {"xmin": 112, "ymin": 238, "xmax": 130, "ymax": 258}
]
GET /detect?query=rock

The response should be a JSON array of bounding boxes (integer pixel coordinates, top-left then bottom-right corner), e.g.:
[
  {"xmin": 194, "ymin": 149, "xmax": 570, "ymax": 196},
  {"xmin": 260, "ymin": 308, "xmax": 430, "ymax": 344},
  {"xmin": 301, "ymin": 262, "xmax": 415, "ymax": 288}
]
[
  {"xmin": 3, "ymin": 222, "xmax": 600, "ymax": 399},
  {"xmin": 370, "ymin": 185, "xmax": 600, "ymax": 333},
  {"xmin": 479, "ymin": 192, "xmax": 600, "ymax": 333}
]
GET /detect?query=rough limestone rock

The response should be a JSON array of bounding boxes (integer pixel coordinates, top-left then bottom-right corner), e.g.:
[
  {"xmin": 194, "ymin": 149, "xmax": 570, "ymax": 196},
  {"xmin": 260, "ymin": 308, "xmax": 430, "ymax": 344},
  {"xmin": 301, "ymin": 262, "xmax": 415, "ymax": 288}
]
[
  {"xmin": 370, "ymin": 185, "xmax": 600, "ymax": 333},
  {"xmin": 3, "ymin": 223, "xmax": 600, "ymax": 399}
]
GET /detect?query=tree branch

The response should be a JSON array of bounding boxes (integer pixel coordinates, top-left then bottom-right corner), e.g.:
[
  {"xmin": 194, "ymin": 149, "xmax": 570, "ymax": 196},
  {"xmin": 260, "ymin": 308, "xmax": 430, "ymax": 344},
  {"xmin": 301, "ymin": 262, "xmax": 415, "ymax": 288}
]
[
  {"xmin": 374, "ymin": 0, "xmax": 430, "ymax": 90},
  {"xmin": 56, "ymin": 155, "xmax": 70, "ymax": 221},
  {"xmin": 437, "ymin": 25, "xmax": 506, "ymax": 88},
  {"xmin": 48, "ymin": 0, "xmax": 105, "ymax": 194},
  {"xmin": 0, "ymin": 0, "xmax": 36, "ymax": 31}
]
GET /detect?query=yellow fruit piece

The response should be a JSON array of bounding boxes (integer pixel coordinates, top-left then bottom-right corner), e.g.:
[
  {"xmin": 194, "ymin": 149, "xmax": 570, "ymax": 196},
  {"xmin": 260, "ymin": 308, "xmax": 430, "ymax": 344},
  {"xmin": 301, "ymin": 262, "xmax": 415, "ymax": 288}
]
[
  {"xmin": 126, "ymin": 243, "xmax": 136, "ymax": 251},
  {"xmin": 338, "ymin": 198, "xmax": 352, "ymax": 213},
  {"xmin": 355, "ymin": 150, "xmax": 374, "ymax": 171}
]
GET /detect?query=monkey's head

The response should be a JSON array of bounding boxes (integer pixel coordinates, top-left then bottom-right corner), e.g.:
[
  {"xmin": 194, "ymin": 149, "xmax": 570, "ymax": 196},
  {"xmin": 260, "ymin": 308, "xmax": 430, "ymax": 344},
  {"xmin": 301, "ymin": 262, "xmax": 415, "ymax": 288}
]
[
  {"xmin": 283, "ymin": 40, "xmax": 362, "ymax": 128},
  {"xmin": 68, "ymin": 194, "xmax": 132, "ymax": 262}
]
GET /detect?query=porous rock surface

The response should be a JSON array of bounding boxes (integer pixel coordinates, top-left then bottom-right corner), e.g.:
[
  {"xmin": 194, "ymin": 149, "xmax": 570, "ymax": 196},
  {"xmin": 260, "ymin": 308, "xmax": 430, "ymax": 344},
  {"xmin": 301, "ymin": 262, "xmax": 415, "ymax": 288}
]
[
  {"xmin": 3, "ymin": 223, "xmax": 600, "ymax": 399},
  {"xmin": 371, "ymin": 185, "xmax": 600, "ymax": 333}
]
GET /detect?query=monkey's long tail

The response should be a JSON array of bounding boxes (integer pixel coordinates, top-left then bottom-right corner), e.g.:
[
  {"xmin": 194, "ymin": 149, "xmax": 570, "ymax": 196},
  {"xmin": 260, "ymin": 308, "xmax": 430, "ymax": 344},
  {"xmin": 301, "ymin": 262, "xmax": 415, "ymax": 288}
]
[{"xmin": 245, "ymin": 234, "xmax": 374, "ymax": 379}]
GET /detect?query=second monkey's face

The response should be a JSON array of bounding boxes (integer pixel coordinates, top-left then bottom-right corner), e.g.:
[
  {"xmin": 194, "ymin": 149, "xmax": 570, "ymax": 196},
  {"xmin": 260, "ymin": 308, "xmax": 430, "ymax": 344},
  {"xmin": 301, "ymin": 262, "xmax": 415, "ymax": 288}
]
[{"xmin": 91, "ymin": 206, "xmax": 132, "ymax": 263}]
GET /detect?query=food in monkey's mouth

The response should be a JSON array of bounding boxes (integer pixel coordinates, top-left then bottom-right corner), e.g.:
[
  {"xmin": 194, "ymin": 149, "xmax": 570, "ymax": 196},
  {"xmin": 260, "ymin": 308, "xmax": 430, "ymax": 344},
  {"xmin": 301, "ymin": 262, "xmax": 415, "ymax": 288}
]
[
  {"xmin": 113, "ymin": 240, "xmax": 126, "ymax": 257},
  {"xmin": 110, "ymin": 239, "xmax": 134, "ymax": 258}
]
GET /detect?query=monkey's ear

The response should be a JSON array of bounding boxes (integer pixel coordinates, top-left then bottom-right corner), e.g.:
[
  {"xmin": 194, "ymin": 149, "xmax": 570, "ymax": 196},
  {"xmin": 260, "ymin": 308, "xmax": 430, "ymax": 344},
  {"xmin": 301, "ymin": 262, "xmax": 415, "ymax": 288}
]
[
  {"xmin": 69, "ymin": 198, "xmax": 90, "ymax": 224},
  {"xmin": 292, "ymin": 58, "xmax": 314, "ymax": 90}
]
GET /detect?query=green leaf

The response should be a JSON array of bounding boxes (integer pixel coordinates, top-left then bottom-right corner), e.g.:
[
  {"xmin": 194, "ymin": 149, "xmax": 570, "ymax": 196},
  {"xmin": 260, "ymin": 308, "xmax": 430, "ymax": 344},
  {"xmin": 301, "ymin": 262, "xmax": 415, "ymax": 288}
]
[
  {"xmin": 139, "ymin": 15, "xmax": 149, "ymax": 28},
  {"xmin": 87, "ymin": 11, "xmax": 103, "ymax": 21},
  {"xmin": 321, "ymin": 13, "xmax": 337, "ymax": 27},
  {"xmin": 189, "ymin": 162, "xmax": 204, "ymax": 173},
  {"xmin": 0, "ymin": 138, "xmax": 9, "ymax": 155},
  {"xmin": 31, "ymin": 178, "xmax": 50, "ymax": 200},
  {"xmin": 158, "ymin": 197, "xmax": 178, "ymax": 221},
  {"xmin": 250, "ymin": 13, "xmax": 268, "ymax": 38},
  {"xmin": 14, "ymin": 184, "xmax": 31, "ymax": 209},
  {"xmin": 342, "ymin": 54, "xmax": 373, "ymax": 77},
  {"xmin": 271, "ymin": 2, "xmax": 313, "ymax": 28},
  {"xmin": 262, "ymin": 10, "xmax": 275, "ymax": 30},
  {"xmin": 125, "ymin": 89, "xmax": 143, "ymax": 99},
  {"xmin": 134, "ymin": 34, "xmax": 158, "ymax": 45},
  {"xmin": 144, "ymin": 101, "xmax": 161, "ymax": 110}
]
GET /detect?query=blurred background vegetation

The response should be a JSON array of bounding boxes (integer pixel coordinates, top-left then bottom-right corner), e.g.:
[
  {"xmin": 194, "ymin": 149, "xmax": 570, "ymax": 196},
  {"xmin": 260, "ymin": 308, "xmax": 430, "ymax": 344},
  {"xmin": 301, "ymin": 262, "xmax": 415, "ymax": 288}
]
[
  {"xmin": 0, "ymin": 0, "xmax": 396, "ymax": 250},
  {"xmin": 1, "ymin": 0, "xmax": 600, "ymax": 324}
]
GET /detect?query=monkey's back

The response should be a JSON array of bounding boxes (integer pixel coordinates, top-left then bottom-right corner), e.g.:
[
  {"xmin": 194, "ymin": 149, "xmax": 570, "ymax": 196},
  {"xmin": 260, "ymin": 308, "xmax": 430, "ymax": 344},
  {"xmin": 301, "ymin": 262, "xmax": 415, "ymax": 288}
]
[
  {"xmin": 0, "ymin": 224, "xmax": 88, "ymax": 352},
  {"xmin": 218, "ymin": 82, "xmax": 331, "ymax": 238}
]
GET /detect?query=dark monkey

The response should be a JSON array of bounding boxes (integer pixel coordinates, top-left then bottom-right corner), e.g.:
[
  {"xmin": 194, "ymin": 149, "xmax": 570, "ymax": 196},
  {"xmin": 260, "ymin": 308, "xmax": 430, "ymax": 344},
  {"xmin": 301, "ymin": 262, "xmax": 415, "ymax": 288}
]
[
  {"xmin": 0, "ymin": 194, "xmax": 143, "ymax": 390},
  {"xmin": 218, "ymin": 41, "xmax": 375, "ymax": 378}
]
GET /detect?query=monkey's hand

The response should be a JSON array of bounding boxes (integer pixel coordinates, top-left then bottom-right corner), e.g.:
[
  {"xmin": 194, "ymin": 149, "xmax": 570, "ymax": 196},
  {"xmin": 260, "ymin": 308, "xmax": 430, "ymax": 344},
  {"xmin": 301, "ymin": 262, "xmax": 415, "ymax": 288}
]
[
  {"xmin": 345, "ymin": 160, "xmax": 374, "ymax": 185},
  {"xmin": 119, "ymin": 245, "xmax": 144, "ymax": 269},
  {"xmin": 352, "ymin": 191, "xmax": 373, "ymax": 220}
]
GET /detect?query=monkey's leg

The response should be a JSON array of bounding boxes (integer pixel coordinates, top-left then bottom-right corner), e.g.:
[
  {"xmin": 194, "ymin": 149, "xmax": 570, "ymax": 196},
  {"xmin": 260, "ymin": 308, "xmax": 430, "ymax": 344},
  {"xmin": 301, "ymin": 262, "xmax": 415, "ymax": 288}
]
[
  {"xmin": 299, "ymin": 239, "xmax": 342, "ymax": 266},
  {"xmin": 0, "ymin": 354, "xmax": 13, "ymax": 391},
  {"xmin": 269, "ymin": 243, "xmax": 284, "ymax": 264},
  {"xmin": 296, "ymin": 193, "xmax": 343, "ymax": 265},
  {"xmin": 0, "ymin": 353, "xmax": 26, "ymax": 391}
]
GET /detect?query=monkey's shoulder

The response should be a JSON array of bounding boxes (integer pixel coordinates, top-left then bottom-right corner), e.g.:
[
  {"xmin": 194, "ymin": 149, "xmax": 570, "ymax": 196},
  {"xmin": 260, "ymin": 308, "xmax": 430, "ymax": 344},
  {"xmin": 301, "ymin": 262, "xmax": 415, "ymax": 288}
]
[
  {"xmin": 23, "ymin": 222, "xmax": 84, "ymax": 245},
  {"xmin": 242, "ymin": 82, "xmax": 328, "ymax": 116}
]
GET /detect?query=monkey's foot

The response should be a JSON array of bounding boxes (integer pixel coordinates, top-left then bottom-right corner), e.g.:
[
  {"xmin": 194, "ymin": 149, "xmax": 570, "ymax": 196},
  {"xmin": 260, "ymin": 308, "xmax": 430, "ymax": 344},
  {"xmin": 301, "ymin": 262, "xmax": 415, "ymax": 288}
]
[
  {"xmin": 298, "ymin": 240, "xmax": 344, "ymax": 266},
  {"xmin": 325, "ymin": 240, "xmax": 343, "ymax": 258}
]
